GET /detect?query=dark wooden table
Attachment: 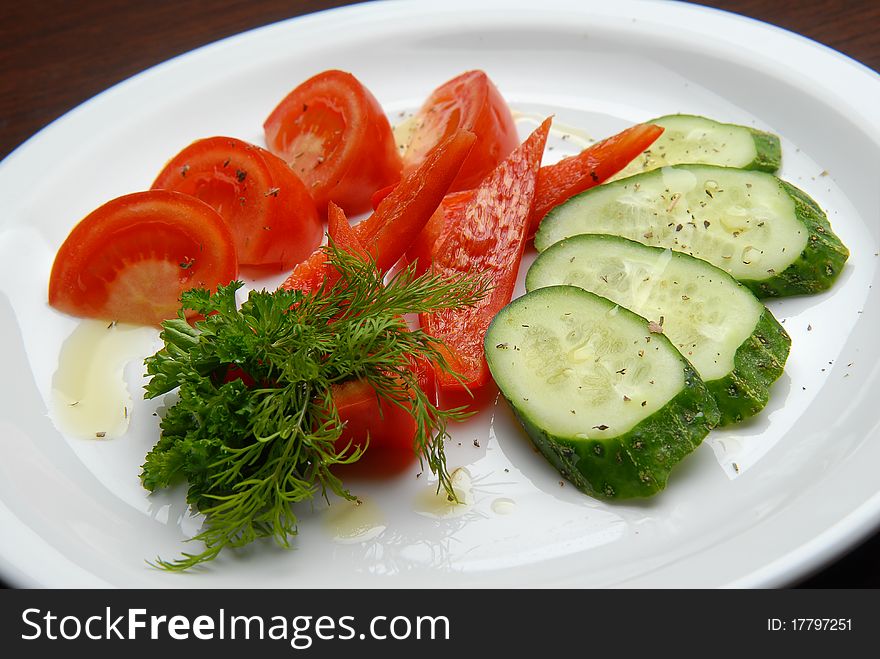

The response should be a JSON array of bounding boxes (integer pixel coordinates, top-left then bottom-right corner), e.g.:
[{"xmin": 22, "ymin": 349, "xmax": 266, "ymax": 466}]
[{"xmin": 1, "ymin": 0, "xmax": 878, "ymax": 589}]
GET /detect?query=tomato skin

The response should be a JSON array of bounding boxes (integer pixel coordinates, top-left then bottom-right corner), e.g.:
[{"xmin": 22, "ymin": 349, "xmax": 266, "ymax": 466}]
[
  {"xmin": 264, "ymin": 69, "xmax": 402, "ymax": 217},
  {"xmin": 48, "ymin": 190, "xmax": 238, "ymax": 326},
  {"xmin": 420, "ymin": 119, "xmax": 551, "ymax": 393},
  {"xmin": 151, "ymin": 136, "xmax": 322, "ymax": 270},
  {"xmin": 280, "ymin": 130, "xmax": 475, "ymax": 293},
  {"xmin": 401, "ymin": 70, "xmax": 518, "ymax": 193}
]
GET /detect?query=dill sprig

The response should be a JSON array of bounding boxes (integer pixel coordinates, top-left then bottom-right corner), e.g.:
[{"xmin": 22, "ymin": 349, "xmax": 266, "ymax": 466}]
[{"xmin": 141, "ymin": 245, "xmax": 489, "ymax": 570}]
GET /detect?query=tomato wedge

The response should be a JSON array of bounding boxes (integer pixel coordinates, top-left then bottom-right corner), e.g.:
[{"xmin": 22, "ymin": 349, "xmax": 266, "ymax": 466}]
[
  {"xmin": 280, "ymin": 130, "xmax": 476, "ymax": 293},
  {"xmin": 528, "ymin": 122, "xmax": 664, "ymax": 235},
  {"xmin": 400, "ymin": 70, "xmax": 518, "ymax": 193},
  {"xmin": 48, "ymin": 190, "xmax": 237, "ymax": 326},
  {"xmin": 264, "ymin": 69, "xmax": 402, "ymax": 217},
  {"xmin": 151, "ymin": 136, "xmax": 322, "ymax": 270},
  {"xmin": 420, "ymin": 118, "xmax": 551, "ymax": 393}
]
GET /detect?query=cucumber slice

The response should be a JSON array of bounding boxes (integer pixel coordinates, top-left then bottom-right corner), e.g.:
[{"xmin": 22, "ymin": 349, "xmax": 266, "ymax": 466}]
[
  {"xmin": 534, "ymin": 164, "xmax": 849, "ymax": 297},
  {"xmin": 608, "ymin": 114, "xmax": 781, "ymax": 181},
  {"xmin": 526, "ymin": 234, "xmax": 790, "ymax": 425},
  {"xmin": 484, "ymin": 285, "xmax": 720, "ymax": 499}
]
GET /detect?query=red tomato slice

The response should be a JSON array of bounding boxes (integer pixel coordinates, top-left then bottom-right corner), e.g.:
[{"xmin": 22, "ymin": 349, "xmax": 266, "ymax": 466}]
[
  {"xmin": 420, "ymin": 118, "xmax": 551, "ymax": 393},
  {"xmin": 264, "ymin": 69, "xmax": 402, "ymax": 217},
  {"xmin": 401, "ymin": 70, "xmax": 518, "ymax": 192},
  {"xmin": 151, "ymin": 136, "xmax": 322, "ymax": 270},
  {"xmin": 48, "ymin": 190, "xmax": 238, "ymax": 326}
]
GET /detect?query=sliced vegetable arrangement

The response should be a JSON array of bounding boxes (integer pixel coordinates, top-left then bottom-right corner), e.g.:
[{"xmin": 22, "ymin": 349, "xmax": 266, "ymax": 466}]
[
  {"xmin": 535, "ymin": 164, "xmax": 849, "ymax": 296},
  {"xmin": 142, "ymin": 247, "xmax": 487, "ymax": 569},
  {"xmin": 421, "ymin": 118, "xmax": 551, "ymax": 394},
  {"xmin": 484, "ymin": 285, "xmax": 720, "ymax": 498},
  {"xmin": 608, "ymin": 113, "xmax": 782, "ymax": 181},
  {"xmin": 526, "ymin": 235, "xmax": 791, "ymax": 425},
  {"xmin": 46, "ymin": 65, "xmax": 849, "ymax": 566}
]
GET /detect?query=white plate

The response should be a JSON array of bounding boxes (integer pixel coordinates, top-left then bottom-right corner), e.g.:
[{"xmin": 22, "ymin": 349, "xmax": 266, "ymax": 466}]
[{"xmin": 1, "ymin": 0, "xmax": 879, "ymax": 588}]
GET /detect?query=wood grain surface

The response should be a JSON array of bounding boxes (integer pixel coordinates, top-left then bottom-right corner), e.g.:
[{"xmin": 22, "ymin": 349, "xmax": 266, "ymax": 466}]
[{"xmin": 1, "ymin": 0, "xmax": 878, "ymax": 589}]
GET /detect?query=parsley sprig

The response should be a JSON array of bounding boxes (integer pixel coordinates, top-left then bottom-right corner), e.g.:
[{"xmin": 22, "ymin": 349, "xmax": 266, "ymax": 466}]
[{"xmin": 141, "ymin": 245, "xmax": 489, "ymax": 570}]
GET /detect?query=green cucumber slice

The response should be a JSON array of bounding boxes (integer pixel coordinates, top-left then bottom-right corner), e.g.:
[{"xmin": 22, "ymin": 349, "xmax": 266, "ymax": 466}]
[
  {"xmin": 609, "ymin": 114, "xmax": 781, "ymax": 181},
  {"xmin": 534, "ymin": 164, "xmax": 849, "ymax": 297},
  {"xmin": 484, "ymin": 285, "xmax": 720, "ymax": 499},
  {"xmin": 525, "ymin": 234, "xmax": 790, "ymax": 425}
]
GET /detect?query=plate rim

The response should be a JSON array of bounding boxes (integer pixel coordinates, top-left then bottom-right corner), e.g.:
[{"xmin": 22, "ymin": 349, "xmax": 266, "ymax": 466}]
[{"xmin": 2, "ymin": 0, "xmax": 880, "ymax": 589}]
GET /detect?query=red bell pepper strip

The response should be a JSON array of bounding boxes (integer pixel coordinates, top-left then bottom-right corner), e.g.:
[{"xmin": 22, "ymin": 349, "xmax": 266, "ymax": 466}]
[
  {"xmin": 528, "ymin": 122, "xmax": 664, "ymax": 236},
  {"xmin": 406, "ymin": 189, "xmax": 472, "ymax": 277},
  {"xmin": 420, "ymin": 117, "xmax": 551, "ymax": 392},
  {"xmin": 281, "ymin": 202, "xmax": 353, "ymax": 291},
  {"xmin": 369, "ymin": 184, "xmax": 396, "ymax": 210},
  {"xmin": 405, "ymin": 123, "xmax": 663, "ymax": 271},
  {"xmin": 279, "ymin": 129, "xmax": 475, "ymax": 293}
]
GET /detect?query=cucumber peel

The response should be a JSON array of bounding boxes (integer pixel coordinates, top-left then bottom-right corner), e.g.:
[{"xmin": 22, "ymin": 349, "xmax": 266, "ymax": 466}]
[
  {"xmin": 609, "ymin": 114, "xmax": 781, "ymax": 181},
  {"xmin": 535, "ymin": 164, "xmax": 849, "ymax": 297},
  {"xmin": 527, "ymin": 234, "xmax": 790, "ymax": 425},
  {"xmin": 485, "ymin": 285, "xmax": 720, "ymax": 499}
]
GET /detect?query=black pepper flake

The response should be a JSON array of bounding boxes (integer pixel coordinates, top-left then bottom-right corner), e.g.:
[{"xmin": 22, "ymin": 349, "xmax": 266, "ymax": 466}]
[
  {"xmin": 180, "ymin": 164, "xmax": 190, "ymax": 178},
  {"xmin": 235, "ymin": 169, "xmax": 247, "ymax": 183},
  {"xmin": 593, "ymin": 424, "xmax": 609, "ymax": 431},
  {"xmin": 473, "ymin": 438, "xmax": 480, "ymax": 447},
  {"xmin": 179, "ymin": 257, "xmax": 195, "ymax": 269}
]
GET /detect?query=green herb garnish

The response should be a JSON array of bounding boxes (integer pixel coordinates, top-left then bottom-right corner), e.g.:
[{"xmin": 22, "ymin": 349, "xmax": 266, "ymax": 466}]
[{"xmin": 141, "ymin": 245, "xmax": 488, "ymax": 570}]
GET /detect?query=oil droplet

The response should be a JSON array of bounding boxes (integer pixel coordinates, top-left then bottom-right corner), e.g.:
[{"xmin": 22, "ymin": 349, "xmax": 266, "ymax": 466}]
[
  {"xmin": 323, "ymin": 497, "xmax": 386, "ymax": 544},
  {"xmin": 392, "ymin": 114, "xmax": 419, "ymax": 156},
  {"xmin": 50, "ymin": 319, "xmax": 158, "ymax": 439},
  {"xmin": 491, "ymin": 497, "xmax": 516, "ymax": 515},
  {"xmin": 414, "ymin": 467, "xmax": 473, "ymax": 518}
]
